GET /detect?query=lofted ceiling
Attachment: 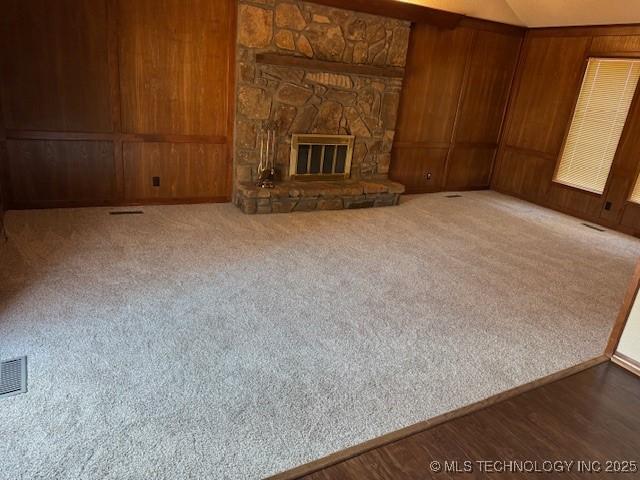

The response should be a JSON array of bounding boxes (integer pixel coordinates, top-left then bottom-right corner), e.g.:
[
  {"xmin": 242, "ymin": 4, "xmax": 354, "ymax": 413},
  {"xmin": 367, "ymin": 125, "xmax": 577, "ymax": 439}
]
[{"xmin": 398, "ymin": 0, "xmax": 640, "ymax": 27}]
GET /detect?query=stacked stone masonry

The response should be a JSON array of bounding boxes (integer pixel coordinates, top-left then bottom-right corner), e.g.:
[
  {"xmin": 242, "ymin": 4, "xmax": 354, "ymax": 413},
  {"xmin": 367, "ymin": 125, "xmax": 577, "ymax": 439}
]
[
  {"xmin": 235, "ymin": 179, "xmax": 405, "ymax": 214},
  {"xmin": 234, "ymin": 0, "xmax": 410, "ymax": 213},
  {"xmin": 235, "ymin": 0, "xmax": 411, "ymax": 186}
]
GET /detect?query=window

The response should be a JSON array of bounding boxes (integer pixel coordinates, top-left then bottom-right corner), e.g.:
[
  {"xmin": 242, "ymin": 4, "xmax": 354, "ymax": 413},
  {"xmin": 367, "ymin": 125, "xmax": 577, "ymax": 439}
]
[{"xmin": 554, "ymin": 58, "xmax": 640, "ymax": 194}]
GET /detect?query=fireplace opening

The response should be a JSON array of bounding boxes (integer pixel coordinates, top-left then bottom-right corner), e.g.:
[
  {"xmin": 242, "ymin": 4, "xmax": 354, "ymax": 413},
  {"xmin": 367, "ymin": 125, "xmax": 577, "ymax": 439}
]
[{"xmin": 290, "ymin": 134, "xmax": 354, "ymax": 180}]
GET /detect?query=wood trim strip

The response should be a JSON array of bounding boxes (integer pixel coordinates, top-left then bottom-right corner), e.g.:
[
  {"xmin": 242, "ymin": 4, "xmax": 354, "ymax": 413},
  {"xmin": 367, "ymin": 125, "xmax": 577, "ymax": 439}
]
[
  {"xmin": 551, "ymin": 180, "xmax": 603, "ymax": 197},
  {"xmin": 266, "ymin": 355, "xmax": 609, "ymax": 480},
  {"xmin": 306, "ymin": 0, "xmax": 463, "ymax": 28},
  {"xmin": 225, "ymin": 0, "xmax": 237, "ymax": 201},
  {"xmin": 529, "ymin": 24, "xmax": 640, "ymax": 38},
  {"xmin": 119, "ymin": 134, "xmax": 228, "ymax": 144},
  {"xmin": 589, "ymin": 51, "xmax": 640, "ymax": 58},
  {"xmin": 106, "ymin": 0, "xmax": 124, "ymax": 202},
  {"xmin": 443, "ymin": 30, "xmax": 477, "ymax": 189},
  {"xmin": 454, "ymin": 141, "xmax": 499, "ymax": 149},
  {"xmin": 255, "ymin": 53, "xmax": 405, "ymax": 78},
  {"xmin": 7, "ymin": 196, "xmax": 231, "ymax": 210},
  {"xmin": 0, "ymin": 75, "xmax": 10, "ymax": 213},
  {"xmin": 5, "ymin": 130, "xmax": 115, "ymax": 141},
  {"xmin": 458, "ymin": 17, "xmax": 525, "ymax": 36},
  {"xmin": 491, "ymin": 33, "xmax": 532, "ymax": 189},
  {"xmin": 106, "ymin": 0, "xmax": 122, "ymax": 135},
  {"xmin": 605, "ymin": 260, "xmax": 640, "ymax": 356},
  {"xmin": 501, "ymin": 144, "xmax": 558, "ymax": 160},
  {"xmin": 612, "ymin": 353, "xmax": 640, "ymax": 377},
  {"xmin": 489, "ymin": 34, "xmax": 525, "ymax": 188},
  {"xmin": 393, "ymin": 141, "xmax": 450, "ymax": 150},
  {"xmin": 5, "ymin": 130, "xmax": 228, "ymax": 144}
]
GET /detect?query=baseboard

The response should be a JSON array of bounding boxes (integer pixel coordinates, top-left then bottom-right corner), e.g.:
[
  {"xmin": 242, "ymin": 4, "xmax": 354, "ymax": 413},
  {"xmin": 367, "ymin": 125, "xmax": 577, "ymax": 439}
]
[
  {"xmin": 612, "ymin": 353, "xmax": 640, "ymax": 377},
  {"xmin": 266, "ymin": 355, "xmax": 609, "ymax": 480}
]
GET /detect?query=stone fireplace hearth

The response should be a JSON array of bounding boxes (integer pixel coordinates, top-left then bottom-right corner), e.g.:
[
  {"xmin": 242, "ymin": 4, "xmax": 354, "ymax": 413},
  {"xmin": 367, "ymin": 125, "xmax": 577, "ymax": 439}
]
[{"xmin": 234, "ymin": 0, "xmax": 410, "ymax": 213}]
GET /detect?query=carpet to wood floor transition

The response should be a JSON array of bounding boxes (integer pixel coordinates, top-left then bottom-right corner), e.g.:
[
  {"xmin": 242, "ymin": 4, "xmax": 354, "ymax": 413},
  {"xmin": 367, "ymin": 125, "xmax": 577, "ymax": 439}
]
[{"xmin": 1, "ymin": 191, "xmax": 639, "ymax": 479}]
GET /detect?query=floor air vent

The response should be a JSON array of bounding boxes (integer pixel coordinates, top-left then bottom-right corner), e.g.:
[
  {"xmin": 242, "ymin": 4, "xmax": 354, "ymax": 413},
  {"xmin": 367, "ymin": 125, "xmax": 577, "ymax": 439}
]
[
  {"xmin": 0, "ymin": 357, "xmax": 27, "ymax": 398},
  {"xmin": 445, "ymin": 194, "xmax": 463, "ymax": 198},
  {"xmin": 582, "ymin": 223, "xmax": 606, "ymax": 232},
  {"xmin": 109, "ymin": 210, "xmax": 144, "ymax": 216}
]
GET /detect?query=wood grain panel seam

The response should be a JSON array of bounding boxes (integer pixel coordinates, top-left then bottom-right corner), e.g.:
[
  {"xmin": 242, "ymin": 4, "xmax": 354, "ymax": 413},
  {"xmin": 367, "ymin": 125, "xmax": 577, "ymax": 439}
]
[
  {"xmin": 491, "ymin": 33, "xmax": 531, "ymax": 188},
  {"xmin": 488, "ymin": 34, "xmax": 525, "ymax": 188},
  {"xmin": 443, "ymin": 29, "xmax": 477, "ymax": 189},
  {"xmin": 529, "ymin": 24, "xmax": 640, "ymax": 38},
  {"xmin": 5, "ymin": 131, "xmax": 228, "ymax": 144}
]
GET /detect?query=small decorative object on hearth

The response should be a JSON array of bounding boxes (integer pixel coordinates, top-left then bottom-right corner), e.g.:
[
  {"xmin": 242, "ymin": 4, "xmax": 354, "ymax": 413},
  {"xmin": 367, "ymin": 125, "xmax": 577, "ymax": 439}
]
[{"xmin": 257, "ymin": 120, "xmax": 277, "ymax": 188}]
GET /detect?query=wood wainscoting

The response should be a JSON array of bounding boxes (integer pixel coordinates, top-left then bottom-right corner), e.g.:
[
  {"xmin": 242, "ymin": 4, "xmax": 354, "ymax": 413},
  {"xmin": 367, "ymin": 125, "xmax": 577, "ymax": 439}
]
[
  {"xmin": 0, "ymin": 0, "xmax": 235, "ymax": 209},
  {"xmin": 390, "ymin": 19, "xmax": 524, "ymax": 193},
  {"xmin": 492, "ymin": 25, "xmax": 640, "ymax": 236}
]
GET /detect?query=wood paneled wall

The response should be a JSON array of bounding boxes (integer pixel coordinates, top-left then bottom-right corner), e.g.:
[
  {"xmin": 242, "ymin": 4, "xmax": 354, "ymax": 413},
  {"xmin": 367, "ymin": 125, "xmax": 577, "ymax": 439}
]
[
  {"xmin": 0, "ymin": 0, "xmax": 235, "ymax": 209},
  {"xmin": 0, "ymin": 96, "xmax": 6, "ymax": 232},
  {"xmin": 390, "ymin": 19, "xmax": 523, "ymax": 193},
  {"xmin": 493, "ymin": 25, "xmax": 640, "ymax": 236}
]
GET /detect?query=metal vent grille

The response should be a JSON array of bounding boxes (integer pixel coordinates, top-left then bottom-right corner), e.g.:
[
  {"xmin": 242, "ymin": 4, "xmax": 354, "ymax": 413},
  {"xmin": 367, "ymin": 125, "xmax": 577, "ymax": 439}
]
[
  {"xmin": 582, "ymin": 223, "xmax": 606, "ymax": 232},
  {"xmin": 0, "ymin": 357, "xmax": 27, "ymax": 398},
  {"xmin": 109, "ymin": 210, "xmax": 144, "ymax": 216}
]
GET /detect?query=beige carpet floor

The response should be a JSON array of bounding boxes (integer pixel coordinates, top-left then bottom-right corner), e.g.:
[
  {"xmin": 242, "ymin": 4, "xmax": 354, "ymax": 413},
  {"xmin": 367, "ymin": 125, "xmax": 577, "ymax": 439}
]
[{"xmin": 1, "ymin": 191, "xmax": 639, "ymax": 479}]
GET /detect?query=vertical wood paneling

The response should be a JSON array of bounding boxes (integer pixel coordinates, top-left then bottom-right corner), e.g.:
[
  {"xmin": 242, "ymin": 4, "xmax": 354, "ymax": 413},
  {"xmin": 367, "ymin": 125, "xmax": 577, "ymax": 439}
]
[
  {"xmin": 118, "ymin": 0, "xmax": 231, "ymax": 136},
  {"xmin": 621, "ymin": 203, "xmax": 640, "ymax": 230},
  {"xmin": 591, "ymin": 35, "xmax": 640, "ymax": 54},
  {"xmin": 446, "ymin": 146, "xmax": 496, "ymax": 189},
  {"xmin": 503, "ymin": 35, "xmax": 591, "ymax": 155},
  {"xmin": 395, "ymin": 25, "xmax": 473, "ymax": 144},
  {"xmin": 6, "ymin": 140, "xmax": 117, "ymax": 206},
  {"xmin": 389, "ymin": 147, "xmax": 448, "ymax": 193},
  {"xmin": 0, "ymin": 94, "xmax": 6, "ymax": 230},
  {"xmin": 455, "ymin": 30, "xmax": 522, "ymax": 145},
  {"xmin": 123, "ymin": 143, "xmax": 228, "ymax": 201},
  {"xmin": 391, "ymin": 21, "xmax": 523, "ymax": 193},
  {"xmin": 0, "ymin": 0, "xmax": 113, "ymax": 132},
  {"xmin": 0, "ymin": 0, "xmax": 235, "ymax": 208},
  {"xmin": 494, "ymin": 27, "xmax": 640, "ymax": 236}
]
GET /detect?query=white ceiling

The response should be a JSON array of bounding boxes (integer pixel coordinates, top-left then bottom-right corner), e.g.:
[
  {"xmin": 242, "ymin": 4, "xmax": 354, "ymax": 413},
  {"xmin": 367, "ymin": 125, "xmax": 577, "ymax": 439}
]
[{"xmin": 398, "ymin": 0, "xmax": 640, "ymax": 27}]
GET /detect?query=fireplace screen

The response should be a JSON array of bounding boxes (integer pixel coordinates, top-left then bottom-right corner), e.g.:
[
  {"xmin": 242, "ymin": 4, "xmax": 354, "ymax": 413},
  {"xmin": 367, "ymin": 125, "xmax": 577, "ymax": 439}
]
[{"xmin": 290, "ymin": 134, "xmax": 354, "ymax": 180}]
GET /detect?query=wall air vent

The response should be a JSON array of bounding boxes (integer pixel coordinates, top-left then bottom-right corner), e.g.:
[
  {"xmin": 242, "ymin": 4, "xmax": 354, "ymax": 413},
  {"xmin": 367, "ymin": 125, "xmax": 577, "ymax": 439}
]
[
  {"xmin": 582, "ymin": 223, "xmax": 606, "ymax": 232},
  {"xmin": 0, "ymin": 357, "xmax": 27, "ymax": 399},
  {"xmin": 109, "ymin": 211, "xmax": 144, "ymax": 215}
]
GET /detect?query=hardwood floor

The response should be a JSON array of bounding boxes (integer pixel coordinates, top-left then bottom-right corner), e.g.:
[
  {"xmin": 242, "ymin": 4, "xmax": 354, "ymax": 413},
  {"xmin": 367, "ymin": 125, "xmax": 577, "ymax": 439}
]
[{"xmin": 298, "ymin": 363, "xmax": 640, "ymax": 479}]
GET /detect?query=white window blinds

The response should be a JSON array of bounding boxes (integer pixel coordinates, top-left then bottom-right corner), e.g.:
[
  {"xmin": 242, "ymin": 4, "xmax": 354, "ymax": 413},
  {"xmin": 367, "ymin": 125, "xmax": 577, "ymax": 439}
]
[{"xmin": 555, "ymin": 58, "xmax": 640, "ymax": 194}]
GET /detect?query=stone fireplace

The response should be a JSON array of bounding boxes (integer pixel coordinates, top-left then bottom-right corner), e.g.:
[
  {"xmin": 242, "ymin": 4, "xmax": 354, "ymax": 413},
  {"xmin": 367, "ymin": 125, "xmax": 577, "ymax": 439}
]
[{"xmin": 234, "ymin": 0, "xmax": 410, "ymax": 213}]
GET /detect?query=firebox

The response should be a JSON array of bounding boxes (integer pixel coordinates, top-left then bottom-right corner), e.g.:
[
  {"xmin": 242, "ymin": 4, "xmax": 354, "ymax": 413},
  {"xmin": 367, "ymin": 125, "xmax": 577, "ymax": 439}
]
[{"xmin": 289, "ymin": 134, "xmax": 354, "ymax": 180}]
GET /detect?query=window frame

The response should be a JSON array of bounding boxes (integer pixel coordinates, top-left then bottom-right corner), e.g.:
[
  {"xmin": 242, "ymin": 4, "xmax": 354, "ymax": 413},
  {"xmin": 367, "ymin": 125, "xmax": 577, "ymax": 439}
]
[
  {"xmin": 627, "ymin": 104, "xmax": 640, "ymax": 205},
  {"xmin": 628, "ymin": 167, "xmax": 640, "ymax": 205},
  {"xmin": 552, "ymin": 55, "xmax": 640, "ymax": 198}
]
